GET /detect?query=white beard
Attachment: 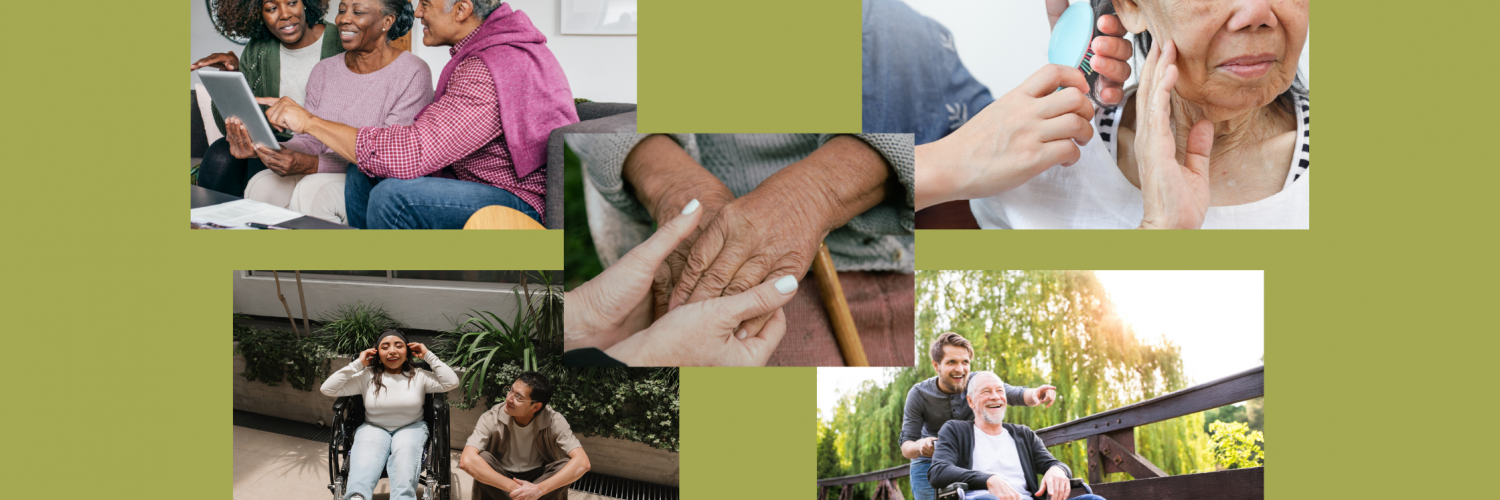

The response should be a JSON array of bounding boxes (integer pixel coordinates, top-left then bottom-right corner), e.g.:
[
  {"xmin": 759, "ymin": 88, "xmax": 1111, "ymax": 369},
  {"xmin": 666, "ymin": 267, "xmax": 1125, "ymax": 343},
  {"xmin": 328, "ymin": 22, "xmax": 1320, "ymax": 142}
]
[{"xmin": 979, "ymin": 404, "xmax": 1006, "ymax": 425}]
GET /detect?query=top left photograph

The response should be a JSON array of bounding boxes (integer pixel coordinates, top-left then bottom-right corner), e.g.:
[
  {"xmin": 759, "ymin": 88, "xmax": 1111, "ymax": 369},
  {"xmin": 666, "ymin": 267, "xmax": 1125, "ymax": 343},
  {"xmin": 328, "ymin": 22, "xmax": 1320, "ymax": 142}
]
[{"xmin": 189, "ymin": 0, "xmax": 638, "ymax": 229}]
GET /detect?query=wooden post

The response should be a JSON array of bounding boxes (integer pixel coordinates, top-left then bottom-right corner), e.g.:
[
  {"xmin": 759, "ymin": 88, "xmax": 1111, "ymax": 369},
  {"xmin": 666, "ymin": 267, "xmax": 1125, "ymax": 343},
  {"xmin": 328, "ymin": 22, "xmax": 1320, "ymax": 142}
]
[{"xmin": 812, "ymin": 243, "xmax": 869, "ymax": 366}]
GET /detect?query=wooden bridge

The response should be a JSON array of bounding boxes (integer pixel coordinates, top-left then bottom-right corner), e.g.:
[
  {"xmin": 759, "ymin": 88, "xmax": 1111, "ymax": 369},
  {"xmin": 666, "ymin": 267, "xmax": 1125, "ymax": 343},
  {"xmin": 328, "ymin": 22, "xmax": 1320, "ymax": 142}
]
[{"xmin": 816, "ymin": 366, "xmax": 1264, "ymax": 500}]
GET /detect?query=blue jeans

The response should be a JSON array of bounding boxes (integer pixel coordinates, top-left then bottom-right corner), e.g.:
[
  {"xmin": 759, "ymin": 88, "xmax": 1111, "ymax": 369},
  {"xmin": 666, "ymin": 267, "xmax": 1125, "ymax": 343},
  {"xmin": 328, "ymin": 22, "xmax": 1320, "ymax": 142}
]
[
  {"xmin": 346, "ymin": 421, "xmax": 427, "ymax": 500},
  {"xmin": 344, "ymin": 167, "xmax": 542, "ymax": 229},
  {"xmin": 911, "ymin": 459, "xmax": 935, "ymax": 500},
  {"xmin": 862, "ymin": 0, "xmax": 995, "ymax": 146}
]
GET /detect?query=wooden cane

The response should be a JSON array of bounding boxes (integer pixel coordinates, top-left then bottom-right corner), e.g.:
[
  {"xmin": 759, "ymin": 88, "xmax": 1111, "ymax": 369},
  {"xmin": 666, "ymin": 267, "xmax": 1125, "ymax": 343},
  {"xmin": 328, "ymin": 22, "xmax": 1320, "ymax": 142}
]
[{"xmin": 811, "ymin": 243, "xmax": 869, "ymax": 367}]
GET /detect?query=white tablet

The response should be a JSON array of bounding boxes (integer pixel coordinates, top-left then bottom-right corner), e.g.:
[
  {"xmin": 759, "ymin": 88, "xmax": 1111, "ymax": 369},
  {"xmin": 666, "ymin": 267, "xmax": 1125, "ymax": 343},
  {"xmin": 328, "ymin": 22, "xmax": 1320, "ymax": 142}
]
[{"xmin": 197, "ymin": 70, "xmax": 282, "ymax": 151}]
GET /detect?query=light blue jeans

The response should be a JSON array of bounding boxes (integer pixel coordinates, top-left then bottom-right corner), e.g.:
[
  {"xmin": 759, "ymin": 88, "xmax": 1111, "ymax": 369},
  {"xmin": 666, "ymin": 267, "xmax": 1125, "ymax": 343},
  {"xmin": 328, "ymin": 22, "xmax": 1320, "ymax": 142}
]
[
  {"xmin": 346, "ymin": 420, "xmax": 428, "ymax": 500},
  {"xmin": 911, "ymin": 459, "xmax": 935, "ymax": 500},
  {"xmin": 344, "ymin": 166, "xmax": 542, "ymax": 229}
]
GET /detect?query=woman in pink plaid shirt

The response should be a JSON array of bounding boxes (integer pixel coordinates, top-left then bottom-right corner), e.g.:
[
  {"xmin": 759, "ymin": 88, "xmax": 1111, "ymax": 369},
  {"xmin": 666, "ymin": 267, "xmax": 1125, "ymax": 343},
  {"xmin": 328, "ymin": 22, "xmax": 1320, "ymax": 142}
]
[{"xmin": 260, "ymin": 0, "xmax": 578, "ymax": 229}]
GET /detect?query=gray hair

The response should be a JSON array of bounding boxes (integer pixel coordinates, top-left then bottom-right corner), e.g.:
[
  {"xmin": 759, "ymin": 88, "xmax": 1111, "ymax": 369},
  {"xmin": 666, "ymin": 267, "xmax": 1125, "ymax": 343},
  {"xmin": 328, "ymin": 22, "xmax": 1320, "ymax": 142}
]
[
  {"xmin": 966, "ymin": 371, "xmax": 1003, "ymax": 400},
  {"xmin": 446, "ymin": 0, "xmax": 504, "ymax": 20}
]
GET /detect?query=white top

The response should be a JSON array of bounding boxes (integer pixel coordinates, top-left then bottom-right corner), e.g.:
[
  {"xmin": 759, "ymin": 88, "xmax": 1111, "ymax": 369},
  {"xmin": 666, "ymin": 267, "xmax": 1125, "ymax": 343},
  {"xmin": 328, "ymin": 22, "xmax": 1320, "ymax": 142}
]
[
  {"xmin": 501, "ymin": 417, "xmax": 543, "ymax": 472},
  {"xmin": 971, "ymin": 93, "xmax": 1311, "ymax": 229},
  {"xmin": 967, "ymin": 424, "xmax": 1030, "ymax": 498},
  {"xmin": 320, "ymin": 351, "xmax": 460, "ymax": 431},
  {"xmin": 278, "ymin": 31, "xmax": 325, "ymax": 105}
]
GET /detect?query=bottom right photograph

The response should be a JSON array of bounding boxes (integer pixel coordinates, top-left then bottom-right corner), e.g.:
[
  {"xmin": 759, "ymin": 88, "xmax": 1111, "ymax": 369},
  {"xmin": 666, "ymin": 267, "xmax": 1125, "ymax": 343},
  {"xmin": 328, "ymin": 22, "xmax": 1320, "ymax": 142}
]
[{"xmin": 817, "ymin": 270, "xmax": 1265, "ymax": 500}]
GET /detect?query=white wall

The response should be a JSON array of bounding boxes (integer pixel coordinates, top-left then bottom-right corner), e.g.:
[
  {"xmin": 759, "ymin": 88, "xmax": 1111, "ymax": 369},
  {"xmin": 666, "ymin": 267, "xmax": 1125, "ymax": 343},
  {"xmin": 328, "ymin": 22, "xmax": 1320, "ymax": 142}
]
[
  {"xmin": 897, "ymin": 0, "xmax": 1310, "ymax": 98},
  {"xmin": 231, "ymin": 271, "xmax": 523, "ymax": 331},
  {"xmin": 191, "ymin": 1, "xmax": 636, "ymax": 103}
]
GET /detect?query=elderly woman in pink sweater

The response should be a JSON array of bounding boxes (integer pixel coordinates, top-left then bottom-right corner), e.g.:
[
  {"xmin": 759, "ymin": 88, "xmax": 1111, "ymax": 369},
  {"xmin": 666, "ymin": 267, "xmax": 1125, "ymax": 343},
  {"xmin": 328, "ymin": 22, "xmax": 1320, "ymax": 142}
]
[{"xmin": 225, "ymin": 0, "xmax": 432, "ymax": 224}]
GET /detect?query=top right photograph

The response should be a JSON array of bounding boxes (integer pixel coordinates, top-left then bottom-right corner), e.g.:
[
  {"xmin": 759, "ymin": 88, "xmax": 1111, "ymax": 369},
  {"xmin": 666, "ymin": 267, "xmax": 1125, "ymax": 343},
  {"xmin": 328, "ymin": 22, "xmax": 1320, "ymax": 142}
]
[{"xmin": 866, "ymin": 0, "xmax": 1310, "ymax": 229}]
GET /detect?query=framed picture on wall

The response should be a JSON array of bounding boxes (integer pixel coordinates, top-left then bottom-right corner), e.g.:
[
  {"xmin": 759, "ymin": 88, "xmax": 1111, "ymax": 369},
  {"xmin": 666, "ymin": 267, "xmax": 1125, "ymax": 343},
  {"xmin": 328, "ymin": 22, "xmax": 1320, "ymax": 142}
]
[{"xmin": 560, "ymin": 0, "xmax": 637, "ymax": 35}]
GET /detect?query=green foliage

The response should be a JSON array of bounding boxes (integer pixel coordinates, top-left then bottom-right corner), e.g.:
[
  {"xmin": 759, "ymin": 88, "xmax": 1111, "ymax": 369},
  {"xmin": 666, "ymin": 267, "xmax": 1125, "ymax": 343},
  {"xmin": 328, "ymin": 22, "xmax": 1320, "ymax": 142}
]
[
  {"xmin": 1204, "ymin": 398, "xmax": 1262, "ymax": 434},
  {"xmin": 823, "ymin": 271, "xmax": 1220, "ymax": 488},
  {"xmin": 1207, "ymin": 421, "xmax": 1264, "ymax": 470},
  {"xmin": 562, "ymin": 143, "xmax": 604, "ymax": 290},
  {"xmin": 816, "ymin": 411, "xmax": 843, "ymax": 481},
  {"xmin": 445, "ymin": 308, "xmax": 536, "ymax": 408},
  {"xmin": 479, "ymin": 363, "xmax": 681, "ymax": 452},
  {"xmin": 235, "ymin": 327, "xmax": 330, "ymax": 392},
  {"xmin": 320, "ymin": 302, "xmax": 403, "ymax": 355}
]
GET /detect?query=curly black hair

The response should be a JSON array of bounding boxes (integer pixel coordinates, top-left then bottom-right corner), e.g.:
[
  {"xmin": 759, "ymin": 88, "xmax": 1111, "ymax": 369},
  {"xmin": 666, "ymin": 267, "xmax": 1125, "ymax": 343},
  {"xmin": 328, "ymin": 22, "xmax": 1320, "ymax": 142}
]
[
  {"xmin": 374, "ymin": 0, "xmax": 416, "ymax": 41},
  {"xmin": 211, "ymin": 0, "xmax": 330, "ymax": 41}
]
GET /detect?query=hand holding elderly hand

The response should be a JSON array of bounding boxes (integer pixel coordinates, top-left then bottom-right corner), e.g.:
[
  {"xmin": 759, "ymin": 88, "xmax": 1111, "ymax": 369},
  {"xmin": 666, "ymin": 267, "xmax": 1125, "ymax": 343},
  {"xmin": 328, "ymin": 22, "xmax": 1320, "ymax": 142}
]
[
  {"xmin": 565, "ymin": 199, "xmax": 706, "ymax": 353},
  {"xmin": 1134, "ymin": 40, "xmax": 1213, "ymax": 230}
]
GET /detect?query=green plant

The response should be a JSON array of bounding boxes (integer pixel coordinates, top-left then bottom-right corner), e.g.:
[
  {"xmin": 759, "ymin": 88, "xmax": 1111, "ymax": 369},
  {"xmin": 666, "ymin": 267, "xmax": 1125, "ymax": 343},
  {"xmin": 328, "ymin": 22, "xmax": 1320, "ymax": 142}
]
[
  {"xmin": 1207, "ymin": 421, "xmax": 1265, "ymax": 470},
  {"xmin": 445, "ymin": 308, "xmax": 536, "ymax": 408},
  {"xmin": 236, "ymin": 327, "xmax": 330, "ymax": 392},
  {"xmin": 320, "ymin": 302, "xmax": 403, "ymax": 355}
]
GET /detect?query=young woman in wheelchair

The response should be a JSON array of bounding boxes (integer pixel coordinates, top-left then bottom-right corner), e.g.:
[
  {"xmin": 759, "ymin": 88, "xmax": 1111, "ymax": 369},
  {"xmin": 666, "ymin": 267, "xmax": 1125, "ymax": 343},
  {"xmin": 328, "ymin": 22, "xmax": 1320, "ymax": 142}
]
[{"xmin": 321, "ymin": 329, "xmax": 460, "ymax": 500}]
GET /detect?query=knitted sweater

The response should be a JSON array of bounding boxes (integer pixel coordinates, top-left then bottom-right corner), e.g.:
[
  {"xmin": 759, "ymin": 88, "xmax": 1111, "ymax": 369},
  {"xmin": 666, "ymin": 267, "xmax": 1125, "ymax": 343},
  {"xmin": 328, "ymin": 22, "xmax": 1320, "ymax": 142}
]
[
  {"xmin": 320, "ymin": 351, "xmax": 460, "ymax": 431},
  {"xmin": 573, "ymin": 133, "xmax": 916, "ymax": 272}
]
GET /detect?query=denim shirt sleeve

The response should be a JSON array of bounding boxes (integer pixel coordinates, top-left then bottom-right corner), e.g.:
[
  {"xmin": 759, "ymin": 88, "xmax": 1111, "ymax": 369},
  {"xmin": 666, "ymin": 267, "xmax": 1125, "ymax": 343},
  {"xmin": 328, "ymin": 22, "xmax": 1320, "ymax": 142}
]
[{"xmin": 861, "ymin": 0, "xmax": 995, "ymax": 145}]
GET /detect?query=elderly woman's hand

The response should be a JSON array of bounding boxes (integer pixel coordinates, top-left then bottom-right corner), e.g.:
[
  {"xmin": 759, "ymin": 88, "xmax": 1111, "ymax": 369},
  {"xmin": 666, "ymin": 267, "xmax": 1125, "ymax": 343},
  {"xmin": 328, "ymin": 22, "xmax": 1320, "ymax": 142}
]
[
  {"xmin": 564, "ymin": 199, "xmax": 705, "ymax": 352},
  {"xmin": 1045, "ymin": 1, "xmax": 1134, "ymax": 105},
  {"xmin": 255, "ymin": 144, "xmax": 318, "ymax": 177},
  {"xmin": 1135, "ymin": 40, "xmax": 1214, "ymax": 230},
  {"xmin": 621, "ymin": 135, "xmax": 737, "ymax": 321},
  {"xmin": 605, "ymin": 275, "xmax": 799, "ymax": 367},
  {"xmin": 224, "ymin": 118, "xmax": 262, "ymax": 160},
  {"xmin": 668, "ymin": 136, "xmax": 891, "ymax": 330},
  {"xmin": 258, "ymin": 96, "xmax": 316, "ymax": 134}
]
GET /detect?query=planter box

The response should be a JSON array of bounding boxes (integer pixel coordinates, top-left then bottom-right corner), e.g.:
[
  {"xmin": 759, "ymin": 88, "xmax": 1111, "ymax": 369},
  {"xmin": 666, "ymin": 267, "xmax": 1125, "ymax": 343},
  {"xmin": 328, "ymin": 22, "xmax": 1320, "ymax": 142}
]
[{"xmin": 232, "ymin": 344, "xmax": 679, "ymax": 486}]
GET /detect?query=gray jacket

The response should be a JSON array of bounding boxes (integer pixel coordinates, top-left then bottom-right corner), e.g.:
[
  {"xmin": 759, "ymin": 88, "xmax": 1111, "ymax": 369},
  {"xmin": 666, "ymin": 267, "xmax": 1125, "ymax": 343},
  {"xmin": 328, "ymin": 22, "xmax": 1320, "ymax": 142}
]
[
  {"xmin": 901, "ymin": 375, "xmax": 1028, "ymax": 452},
  {"xmin": 569, "ymin": 133, "xmax": 915, "ymax": 272}
]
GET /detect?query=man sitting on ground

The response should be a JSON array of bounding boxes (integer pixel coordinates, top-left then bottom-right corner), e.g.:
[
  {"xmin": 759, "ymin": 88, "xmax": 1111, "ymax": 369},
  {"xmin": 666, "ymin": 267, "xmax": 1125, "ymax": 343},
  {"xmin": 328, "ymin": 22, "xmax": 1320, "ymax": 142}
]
[
  {"xmin": 459, "ymin": 371, "xmax": 591, "ymax": 500},
  {"xmin": 929, "ymin": 371, "xmax": 1103, "ymax": 500}
]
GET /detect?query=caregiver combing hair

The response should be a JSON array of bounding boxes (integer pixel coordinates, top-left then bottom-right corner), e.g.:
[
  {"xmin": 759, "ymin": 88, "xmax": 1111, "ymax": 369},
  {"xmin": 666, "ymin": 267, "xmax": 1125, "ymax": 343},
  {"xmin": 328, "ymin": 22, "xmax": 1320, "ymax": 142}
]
[
  {"xmin": 919, "ymin": 0, "xmax": 1310, "ymax": 229},
  {"xmin": 320, "ymin": 329, "xmax": 460, "ymax": 500}
]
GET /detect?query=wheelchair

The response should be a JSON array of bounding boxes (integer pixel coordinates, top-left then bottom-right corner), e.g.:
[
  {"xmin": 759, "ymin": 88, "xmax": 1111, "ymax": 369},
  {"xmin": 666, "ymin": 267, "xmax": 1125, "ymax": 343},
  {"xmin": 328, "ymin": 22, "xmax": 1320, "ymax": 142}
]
[
  {"xmin": 326, "ymin": 364, "xmax": 459, "ymax": 500},
  {"xmin": 937, "ymin": 478, "xmax": 1092, "ymax": 500}
]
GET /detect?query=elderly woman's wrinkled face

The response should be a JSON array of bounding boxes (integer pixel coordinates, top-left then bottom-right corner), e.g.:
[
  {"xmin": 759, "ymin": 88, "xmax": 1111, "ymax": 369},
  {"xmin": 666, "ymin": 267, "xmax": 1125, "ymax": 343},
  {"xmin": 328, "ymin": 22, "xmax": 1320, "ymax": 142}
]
[
  {"xmin": 336, "ymin": 0, "xmax": 394, "ymax": 51},
  {"xmin": 1117, "ymin": 0, "xmax": 1308, "ymax": 115},
  {"xmin": 262, "ymin": 0, "xmax": 310, "ymax": 45}
]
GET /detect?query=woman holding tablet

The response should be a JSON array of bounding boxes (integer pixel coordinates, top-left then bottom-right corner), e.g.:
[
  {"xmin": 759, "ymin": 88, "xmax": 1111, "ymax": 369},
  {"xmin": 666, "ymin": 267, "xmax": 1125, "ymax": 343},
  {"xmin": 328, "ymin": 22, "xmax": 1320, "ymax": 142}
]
[
  {"xmin": 238, "ymin": 0, "xmax": 433, "ymax": 224},
  {"xmin": 321, "ymin": 330, "xmax": 459, "ymax": 500},
  {"xmin": 193, "ymin": 0, "xmax": 343, "ymax": 197}
]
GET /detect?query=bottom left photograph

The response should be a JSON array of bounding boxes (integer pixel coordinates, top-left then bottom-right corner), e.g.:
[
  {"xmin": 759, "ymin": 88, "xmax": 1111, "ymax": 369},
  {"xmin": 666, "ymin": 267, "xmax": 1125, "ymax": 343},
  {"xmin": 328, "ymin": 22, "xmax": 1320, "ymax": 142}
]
[{"xmin": 231, "ymin": 270, "xmax": 680, "ymax": 500}]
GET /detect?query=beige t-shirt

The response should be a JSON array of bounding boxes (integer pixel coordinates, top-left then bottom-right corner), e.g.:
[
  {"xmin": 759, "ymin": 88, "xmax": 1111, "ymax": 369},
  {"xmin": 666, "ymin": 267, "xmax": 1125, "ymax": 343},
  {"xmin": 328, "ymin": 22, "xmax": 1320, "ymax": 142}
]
[{"xmin": 465, "ymin": 406, "xmax": 582, "ymax": 473}]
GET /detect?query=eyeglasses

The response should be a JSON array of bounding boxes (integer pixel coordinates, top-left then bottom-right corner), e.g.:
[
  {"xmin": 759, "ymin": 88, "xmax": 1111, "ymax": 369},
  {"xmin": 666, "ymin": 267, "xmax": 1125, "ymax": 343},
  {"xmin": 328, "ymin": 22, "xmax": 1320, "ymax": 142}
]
[{"xmin": 505, "ymin": 388, "xmax": 530, "ymax": 404}]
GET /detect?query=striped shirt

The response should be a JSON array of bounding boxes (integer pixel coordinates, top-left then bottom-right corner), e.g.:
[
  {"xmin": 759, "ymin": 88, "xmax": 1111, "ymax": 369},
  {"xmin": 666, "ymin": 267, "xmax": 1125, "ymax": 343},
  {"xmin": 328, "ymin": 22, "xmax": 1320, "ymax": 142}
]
[{"xmin": 353, "ymin": 32, "xmax": 547, "ymax": 221}]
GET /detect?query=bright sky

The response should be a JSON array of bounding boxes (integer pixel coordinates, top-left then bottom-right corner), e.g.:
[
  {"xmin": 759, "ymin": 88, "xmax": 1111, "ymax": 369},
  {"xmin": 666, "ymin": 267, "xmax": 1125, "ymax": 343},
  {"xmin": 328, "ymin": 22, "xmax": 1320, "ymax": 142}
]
[
  {"xmin": 816, "ymin": 271, "xmax": 1263, "ymax": 422},
  {"xmin": 1094, "ymin": 270, "xmax": 1264, "ymax": 385}
]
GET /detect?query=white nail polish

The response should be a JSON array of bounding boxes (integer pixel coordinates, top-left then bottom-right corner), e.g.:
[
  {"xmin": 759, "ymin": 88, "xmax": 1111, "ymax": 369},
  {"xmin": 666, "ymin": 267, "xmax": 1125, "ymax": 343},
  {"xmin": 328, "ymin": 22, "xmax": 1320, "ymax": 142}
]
[
  {"xmin": 736, "ymin": 329, "xmax": 747, "ymax": 340},
  {"xmin": 774, "ymin": 275, "xmax": 797, "ymax": 294},
  {"xmin": 681, "ymin": 199, "xmax": 700, "ymax": 215}
]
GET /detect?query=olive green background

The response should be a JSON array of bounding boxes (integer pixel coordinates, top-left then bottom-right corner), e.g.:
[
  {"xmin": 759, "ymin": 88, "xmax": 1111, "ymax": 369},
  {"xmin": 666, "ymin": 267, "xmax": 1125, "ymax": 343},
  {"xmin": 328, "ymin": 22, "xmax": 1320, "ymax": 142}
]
[{"xmin": 6, "ymin": 0, "xmax": 1495, "ymax": 498}]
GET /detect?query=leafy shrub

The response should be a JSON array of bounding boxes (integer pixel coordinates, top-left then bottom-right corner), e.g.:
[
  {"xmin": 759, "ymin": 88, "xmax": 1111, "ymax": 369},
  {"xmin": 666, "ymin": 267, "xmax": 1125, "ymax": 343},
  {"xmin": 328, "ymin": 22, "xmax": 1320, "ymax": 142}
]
[
  {"xmin": 477, "ymin": 362, "xmax": 680, "ymax": 452},
  {"xmin": 321, "ymin": 302, "xmax": 403, "ymax": 355},
  {"xmin": 236, "ymin": 327, "xmax": 330, "ymax": 392},
  {"xmin": 1207, "ymin": 421, "xmax": 1265, "ymax": 470}
]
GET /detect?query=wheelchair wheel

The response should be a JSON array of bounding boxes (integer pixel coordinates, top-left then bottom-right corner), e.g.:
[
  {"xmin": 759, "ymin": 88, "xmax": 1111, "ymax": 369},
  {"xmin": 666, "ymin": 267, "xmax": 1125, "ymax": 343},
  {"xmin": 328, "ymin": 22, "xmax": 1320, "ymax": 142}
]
[{"xmin": 423, "ymin": 474, "xmax": 461, "ymax": 500}]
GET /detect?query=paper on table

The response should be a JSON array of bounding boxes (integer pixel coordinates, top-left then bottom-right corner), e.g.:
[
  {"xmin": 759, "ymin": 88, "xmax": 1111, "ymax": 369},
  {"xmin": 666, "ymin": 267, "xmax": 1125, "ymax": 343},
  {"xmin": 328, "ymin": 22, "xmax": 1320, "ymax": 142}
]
[{"xmin": 190, "ymin": 199, "xmax": 304, "ymax": 227}]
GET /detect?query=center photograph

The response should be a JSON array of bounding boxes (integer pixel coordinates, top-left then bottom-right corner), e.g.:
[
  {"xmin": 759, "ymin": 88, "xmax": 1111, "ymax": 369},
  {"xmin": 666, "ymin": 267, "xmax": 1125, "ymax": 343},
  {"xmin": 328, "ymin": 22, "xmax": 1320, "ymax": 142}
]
[{"xmin": 561, "ymin": 132, "xmax": 917, "ymax": 367}]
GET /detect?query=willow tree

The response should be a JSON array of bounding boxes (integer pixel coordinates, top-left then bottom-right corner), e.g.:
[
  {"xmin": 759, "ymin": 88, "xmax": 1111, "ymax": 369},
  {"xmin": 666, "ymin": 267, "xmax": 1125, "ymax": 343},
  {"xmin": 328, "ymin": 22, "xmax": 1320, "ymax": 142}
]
[{"xmin": 822, "ymin": 271, "xmax": 1211, "ymax": 489}]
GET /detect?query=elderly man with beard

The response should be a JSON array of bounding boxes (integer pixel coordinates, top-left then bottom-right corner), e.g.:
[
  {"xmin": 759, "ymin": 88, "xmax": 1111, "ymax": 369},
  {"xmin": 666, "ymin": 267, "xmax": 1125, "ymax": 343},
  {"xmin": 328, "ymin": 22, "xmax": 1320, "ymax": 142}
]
[
  {"xmin": 929, "ymin": 371, "xmax": 1104, "ymax": 500},
  {"xmin": 901, "ymin": 333, "xmax": 1058, "ymax": 500}
]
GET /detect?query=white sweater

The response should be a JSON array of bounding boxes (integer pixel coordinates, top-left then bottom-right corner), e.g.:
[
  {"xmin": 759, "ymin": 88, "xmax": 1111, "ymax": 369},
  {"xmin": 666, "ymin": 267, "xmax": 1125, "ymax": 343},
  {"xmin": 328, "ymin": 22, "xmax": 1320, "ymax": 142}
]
[{"xmin": 320, "ymin": 351, "xmax": 461, "ymax": 431}]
